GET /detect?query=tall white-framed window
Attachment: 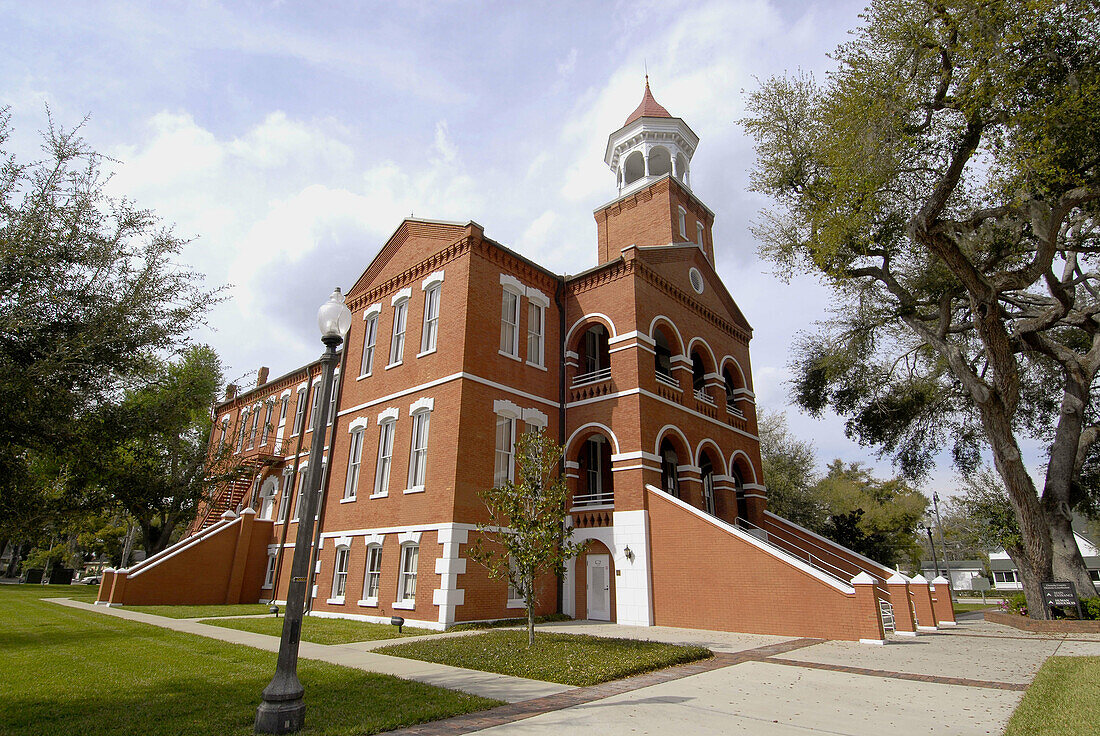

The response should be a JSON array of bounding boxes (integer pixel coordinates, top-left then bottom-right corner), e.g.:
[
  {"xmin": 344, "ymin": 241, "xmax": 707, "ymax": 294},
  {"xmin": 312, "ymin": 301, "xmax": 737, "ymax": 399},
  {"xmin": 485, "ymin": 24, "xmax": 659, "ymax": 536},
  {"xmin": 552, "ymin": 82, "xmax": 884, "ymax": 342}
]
[
  {"xmin": 274, "ymin": 395, "xmax": 289, "ymax": 449},
  {"xmin": 389, "ymin": 296, "xmax": 409, "ymax": 366},
  {"xmin": 277, "ymin": 467, "xmax": 294, "ymax": 523},
  {"xmin": 247, "ymin": 406, "xmax": 260, "ymax": 448},
  {"xmin": 261, "ymin": 400, "xmax": 274, "ymax": 445},
  {"xmin": 407, "ymin": 406, "xmax": 431, "ymax": 491},
  {"xmin": 344, "ymin": 428, "xmax": 364, "ymax": 500},
  {"xmin": 236, "ymin": 409, "xmax": 248, "ymax": 452},
  {"xmin": 374, "ymin": 417, "xmax": 396, "ymax": 497},
  {"xmin": 263, "ymin": 553, "xmax": 277, "ymax": 589},
  {"xmin": 500, "ymin": 288, "xmax": 520, "ymax": 357},
  {"xmin": 360, "ymin": 307, "xmax": 379, "ymax": 377},
  {"xmin": 291, "ymin": 464, "xmax": 307, "ymax": 521},
  {"xmin": 678, "ymin": 206, "xmax": 687, "ymax": 238},
  {"xmin": 331, "ymin": 546, "xmax": 350, "ymax": 601},
  {"xmin": 258, "ymin": 476, "xmax": 278, "ymax": 520},
  {"xmin": 218, "ymin": 417, "xmax": 229, "ymax": 452},
  {"xmin": 308, "ymin": 380, "xmax": 322, "ymax": 432},
  {"xmin": 494, "ymin": 414, "xmax": 516, "ymax": 487},
  {"xmin": 396, "ymin": 543, "xmax": 419, "ymax": 605},
  {"xmin": 327, "ymin": 372, "xmax": 339, "ymax": 427},
  {"xmin": 420, "ymin": 283, "xmax": 441, "ymax": 355},
  {"xmin": 292, "ymin": 386, "xmax": 307, "ymax": 436},
  {"xmin": 527, "ymin": 301, "xmax": 545, "ymax": 367},
  {"xmin": 696, "ymin": 220, "xmax": 705, "ymax": 247},
  {"xmin": 362, "ymin": 544, "xmax": 382, "ymax": 604}
]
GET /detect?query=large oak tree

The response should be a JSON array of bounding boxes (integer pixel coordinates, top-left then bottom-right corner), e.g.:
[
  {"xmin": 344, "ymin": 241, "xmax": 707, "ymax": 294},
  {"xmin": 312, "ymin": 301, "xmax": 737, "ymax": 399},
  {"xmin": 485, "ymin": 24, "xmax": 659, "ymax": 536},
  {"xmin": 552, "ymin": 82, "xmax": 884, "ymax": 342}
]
[{"xmin": 744, "ymin": 0, "xmax": 1099, "ymax": 616}]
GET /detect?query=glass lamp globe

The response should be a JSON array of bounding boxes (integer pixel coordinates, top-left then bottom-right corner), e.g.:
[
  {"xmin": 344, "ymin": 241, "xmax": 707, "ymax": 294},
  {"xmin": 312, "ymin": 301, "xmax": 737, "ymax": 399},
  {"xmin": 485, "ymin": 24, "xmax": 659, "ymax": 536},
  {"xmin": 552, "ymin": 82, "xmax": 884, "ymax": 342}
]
[{"xmin": 317, "ymin": 287, "xmax": 353, "ymax": 340}]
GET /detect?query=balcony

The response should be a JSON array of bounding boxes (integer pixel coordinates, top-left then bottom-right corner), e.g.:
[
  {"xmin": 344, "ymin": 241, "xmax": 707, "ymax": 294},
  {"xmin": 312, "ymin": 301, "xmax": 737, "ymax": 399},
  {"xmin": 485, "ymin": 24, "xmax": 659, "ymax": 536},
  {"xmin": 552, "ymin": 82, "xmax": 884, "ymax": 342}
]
[
  {"xmin": 570, "ymin": 368, "xmax": 613, "ymax": 402},
  {"xmin": 571, "ymin": 491, "xmax": 614, "ymax": 509},
  {"xmin": 655, "ymin": 370, "xmax": 682, "ymax": 403}
]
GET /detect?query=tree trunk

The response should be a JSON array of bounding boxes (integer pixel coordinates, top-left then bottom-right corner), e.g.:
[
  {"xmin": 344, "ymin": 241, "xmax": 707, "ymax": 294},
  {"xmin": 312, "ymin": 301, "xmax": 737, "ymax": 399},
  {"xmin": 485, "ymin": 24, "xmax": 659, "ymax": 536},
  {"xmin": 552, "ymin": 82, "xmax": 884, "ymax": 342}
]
[
  {"xmin": 983, "ymin": 409, "xmax": 1055, "ymax": 619},
  {"xmin": 1041, "ymin": 372, "xmax": 1098, "ymax": 598},
  {"xmin": 526, "ymin": 580, "xmax": 535, "ymax": 648},
  {"xmin": 1046, "ymin": 500, "xmax": 1098, "ymax": 599},
  {"xmin": 5, "ymin": 543, "xmax": 24, "ymax": 578}
]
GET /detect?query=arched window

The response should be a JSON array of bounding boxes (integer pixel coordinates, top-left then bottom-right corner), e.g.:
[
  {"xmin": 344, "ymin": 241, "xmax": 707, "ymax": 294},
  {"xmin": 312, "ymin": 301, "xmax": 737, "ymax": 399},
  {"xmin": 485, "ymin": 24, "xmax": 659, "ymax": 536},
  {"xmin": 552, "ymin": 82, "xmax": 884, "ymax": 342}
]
[
  {"xmin": 258, "ymin": 477, "xmax": 279, "ymax": 520},
  {"xmin": 700, "ymin": 455, "xmax": 716, "ymax": 516},
  {"xmin": 624, "ymin": 151, "xmax": 645, "ymax": 185},
  {"xmin": 732, "ymin": 465, "xmax": 748, "ymax": 522},
  {"xmin": 579, "ymin": 324, "xmax": 610, "ymax": 376},
  {"xmin": 649, "ymin": 146, "xmax": 672, "ymax": 177},
  {"xmin": 654, "ymin": 329, "xmax": 673, "ymax": 381},
  {"xmin": 576, "ymin": 434, "xmax": 613, "ymax": 506},
  {"xmin": 691, "ymin": 351, "xmax": 706, "ymax": 392},
  {"xmin": 660, "ymin": 439, "xmax": 680, "ymax": 498}
]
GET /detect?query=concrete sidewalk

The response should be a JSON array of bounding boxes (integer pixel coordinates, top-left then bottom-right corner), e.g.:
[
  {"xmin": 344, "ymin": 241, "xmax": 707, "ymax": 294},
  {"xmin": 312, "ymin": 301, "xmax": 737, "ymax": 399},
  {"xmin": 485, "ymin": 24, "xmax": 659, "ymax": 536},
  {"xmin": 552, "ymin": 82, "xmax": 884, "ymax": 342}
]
[
  {"xmin": 49, "ymin": 598, "xmax": 573, "ymax": 703},
  {"xmin": 52, "ymin": 599, "xmax": 1100, "ymax": 735},
  {"xmin": 380, "ymin": 619, "xmax": 1100, "ymax": 735}
]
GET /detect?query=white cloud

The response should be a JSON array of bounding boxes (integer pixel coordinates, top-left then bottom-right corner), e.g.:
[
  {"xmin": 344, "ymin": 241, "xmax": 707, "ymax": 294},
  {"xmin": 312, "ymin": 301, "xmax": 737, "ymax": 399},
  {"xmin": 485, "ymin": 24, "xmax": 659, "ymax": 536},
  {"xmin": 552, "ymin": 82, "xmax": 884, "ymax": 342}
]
[{"xmin": 105, "ymin": 109, "xmax": 482, "ymax": 380}]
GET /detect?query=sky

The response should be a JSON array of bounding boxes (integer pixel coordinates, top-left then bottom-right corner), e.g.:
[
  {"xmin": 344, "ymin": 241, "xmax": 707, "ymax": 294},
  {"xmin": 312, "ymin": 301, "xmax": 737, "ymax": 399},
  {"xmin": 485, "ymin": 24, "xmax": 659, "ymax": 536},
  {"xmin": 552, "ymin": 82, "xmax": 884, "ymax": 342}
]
[{"xmin": 2, "ymin": 0, "xmax": 1023, "ymax": 499}]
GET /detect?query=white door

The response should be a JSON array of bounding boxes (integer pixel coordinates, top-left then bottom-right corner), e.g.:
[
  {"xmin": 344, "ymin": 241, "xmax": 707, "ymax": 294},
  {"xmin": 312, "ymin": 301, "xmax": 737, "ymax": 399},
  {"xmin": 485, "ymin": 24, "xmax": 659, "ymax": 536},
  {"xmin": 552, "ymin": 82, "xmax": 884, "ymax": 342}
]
[{"xmin": 586, "ymin": 554, "xmax": 611, "ymax": 621}]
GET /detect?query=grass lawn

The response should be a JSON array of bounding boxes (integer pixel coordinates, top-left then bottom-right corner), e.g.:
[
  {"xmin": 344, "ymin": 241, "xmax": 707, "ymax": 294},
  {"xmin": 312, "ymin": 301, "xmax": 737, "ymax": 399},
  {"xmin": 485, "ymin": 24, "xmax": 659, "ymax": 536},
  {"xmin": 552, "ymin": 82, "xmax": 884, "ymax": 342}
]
[
  {"xmin": 122, "ymin": 603, "xmax": 273, "ymax": 618},
  {"xmin": 377, "ymin": 630, "xmax": 712, "ymax": 687},
  {"xmin": 0, "ymin": 584, "xmax": 500, "ymax": 736},
  {"xmin": 1004, "ymin": 656, "xmax": 1100, "ymax": 736},
  {"xmin": 953, "ymin": 602, "xmax": 999, "ymax": 613},
  {"xmin": 201, "ymin": 615, "xmax": 439, "ymax": 644}
]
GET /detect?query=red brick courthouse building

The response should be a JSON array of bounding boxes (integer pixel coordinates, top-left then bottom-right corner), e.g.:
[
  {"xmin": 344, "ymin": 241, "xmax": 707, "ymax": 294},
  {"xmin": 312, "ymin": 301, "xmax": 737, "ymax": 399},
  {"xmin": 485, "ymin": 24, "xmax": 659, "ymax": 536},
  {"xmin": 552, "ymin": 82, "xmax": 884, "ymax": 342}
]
[{"xmin": 98, "ymin": 84, "xmax": 954, "ymax": 642}]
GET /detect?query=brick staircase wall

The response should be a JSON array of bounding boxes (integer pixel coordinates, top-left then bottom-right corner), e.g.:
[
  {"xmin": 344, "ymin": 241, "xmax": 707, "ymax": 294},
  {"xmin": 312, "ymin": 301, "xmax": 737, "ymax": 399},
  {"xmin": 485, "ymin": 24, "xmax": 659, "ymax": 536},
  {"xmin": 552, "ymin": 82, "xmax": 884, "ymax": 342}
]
[
  {"xmin": 97, "ymin": 509, "xmax": 273, "ymax": 607},
  {"xmin": 646, "ymin": 486, "xmax": 884, "ymax": 641}
]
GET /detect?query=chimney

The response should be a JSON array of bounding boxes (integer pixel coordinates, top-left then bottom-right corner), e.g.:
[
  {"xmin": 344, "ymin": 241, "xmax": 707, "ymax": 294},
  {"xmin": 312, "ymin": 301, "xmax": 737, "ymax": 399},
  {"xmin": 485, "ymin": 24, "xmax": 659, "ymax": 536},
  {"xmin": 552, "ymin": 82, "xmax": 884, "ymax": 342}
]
[
  {"xmin": 256, "ymin": 367, "xmax": 270, "ymax": 387},
  {"xmin": 225, "ymin": 383, "xmax": 237, "ymax": 401}
]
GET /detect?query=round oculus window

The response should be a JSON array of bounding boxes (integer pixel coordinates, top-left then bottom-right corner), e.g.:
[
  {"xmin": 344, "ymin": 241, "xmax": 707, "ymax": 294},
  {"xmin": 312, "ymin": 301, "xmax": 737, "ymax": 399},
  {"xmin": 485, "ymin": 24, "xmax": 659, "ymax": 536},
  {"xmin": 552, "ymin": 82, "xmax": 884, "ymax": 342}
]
[{"xmin": 689, "ymin": 267, "xmax": 704, "ymax": 294}]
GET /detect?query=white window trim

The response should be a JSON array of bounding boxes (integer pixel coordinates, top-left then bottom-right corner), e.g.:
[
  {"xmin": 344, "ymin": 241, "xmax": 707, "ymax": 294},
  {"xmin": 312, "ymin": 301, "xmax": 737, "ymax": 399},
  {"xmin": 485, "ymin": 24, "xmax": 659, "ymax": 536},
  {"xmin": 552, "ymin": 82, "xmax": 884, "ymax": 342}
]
[
  {"xmin": 499, "ymin": 274, "xmax": 523, "ymax": 360},
  {"xmin": 418, "ymin": 281, "xmax": 441, "ymax": 357},
  {"xmin": 526, "ymin": 299, "xmax": 546, "ymax": 369},
  {"xmin": 348, "ymin": 416, "xmax": 370, "ymax": 433},
  {"xmin": 409, "ymin": 397, "xmax": 435, "ymax": 415},
  {"xmin": 358, "ymin": 542, "xmax": 383, "ymax": 607},
  {"xmin": 394, "ymin": 542, "xmax": 419, "ymax": 608},
  {"xmin": 522, "ymin": 407, "xmax": 549, "ymax": 429},
  {"xmin": 263, "ymin": 554, "xmax": 277, "ymax": 590},
  {"xmin": 344, "ymin": 427, "xmax": 364, "ymax": 501},
  {"xmin": 359, "ymin": 310, "xmax": 379, "ymax": 379},
  {"xmin": 421, "ymin": 270, "xmax": 445, "ymax": 290},
  {"xmin": 388, "ymin": 297, "xmax": 409, "ymax": 368},
  {"xmin": 678, "ymin": 206, "xmax": 687, "ymax": 238},
  {"xmin": 373, "ymin": 415, "xmax": 396, "ymax": 498},
  {"xmin": 494, "ymin": 413, "xmax": 516, "ymax": 487},
  {"xmin": 328, "ymin": 545, "xmax": 350, "ymax": 604}
]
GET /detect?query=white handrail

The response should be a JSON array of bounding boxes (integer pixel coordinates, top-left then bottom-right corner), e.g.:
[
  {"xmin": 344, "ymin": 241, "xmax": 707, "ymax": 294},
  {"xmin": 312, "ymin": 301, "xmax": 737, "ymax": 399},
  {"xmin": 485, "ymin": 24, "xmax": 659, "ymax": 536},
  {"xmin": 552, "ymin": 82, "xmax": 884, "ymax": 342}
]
[
  {"xmin": 655, "ymin": 371, "xmax": 680, "ymax": 390},
  {"xmin": 572, "ymin": 367, "xmax": 612, "ymax": 387}
]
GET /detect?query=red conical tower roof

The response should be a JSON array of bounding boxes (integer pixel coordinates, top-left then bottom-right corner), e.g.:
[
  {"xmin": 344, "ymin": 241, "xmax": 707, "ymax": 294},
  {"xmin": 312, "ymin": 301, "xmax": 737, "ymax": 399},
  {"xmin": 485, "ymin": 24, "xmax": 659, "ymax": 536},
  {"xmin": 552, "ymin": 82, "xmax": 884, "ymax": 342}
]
[{"xmin": 624, "ymin": 76, "xmax": 672, "ymax": 125}]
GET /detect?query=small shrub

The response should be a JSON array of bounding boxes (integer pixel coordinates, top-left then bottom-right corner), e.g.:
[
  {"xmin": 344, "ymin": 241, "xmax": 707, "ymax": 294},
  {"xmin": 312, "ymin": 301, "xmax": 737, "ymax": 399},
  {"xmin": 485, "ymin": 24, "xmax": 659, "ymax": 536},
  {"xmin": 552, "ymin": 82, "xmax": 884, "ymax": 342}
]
[
  {"xmin": 1000, "ymin": 592, "xmax": 1028, "ymax": 616},
  {"xmin": 1084, "ymin": 597, "xmax": 1100, "ymax": 621}
]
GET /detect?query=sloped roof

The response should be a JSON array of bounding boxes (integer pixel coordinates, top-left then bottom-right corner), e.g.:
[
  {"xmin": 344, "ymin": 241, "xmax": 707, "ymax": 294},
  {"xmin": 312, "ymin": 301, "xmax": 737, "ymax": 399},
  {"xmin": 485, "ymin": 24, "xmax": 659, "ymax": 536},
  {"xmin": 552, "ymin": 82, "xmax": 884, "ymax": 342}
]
[{"xmin": 624, "ymin": 77, "xmax": 672, "ymax": 125}]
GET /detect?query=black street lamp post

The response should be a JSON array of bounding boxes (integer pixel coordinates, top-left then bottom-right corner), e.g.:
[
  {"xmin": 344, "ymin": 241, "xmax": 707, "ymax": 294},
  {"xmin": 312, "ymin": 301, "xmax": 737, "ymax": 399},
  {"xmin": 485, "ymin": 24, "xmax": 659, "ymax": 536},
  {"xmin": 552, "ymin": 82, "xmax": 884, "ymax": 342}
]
[{"xmin": 255, "ymin": 288, "xmax": 351, "ymax": 734}]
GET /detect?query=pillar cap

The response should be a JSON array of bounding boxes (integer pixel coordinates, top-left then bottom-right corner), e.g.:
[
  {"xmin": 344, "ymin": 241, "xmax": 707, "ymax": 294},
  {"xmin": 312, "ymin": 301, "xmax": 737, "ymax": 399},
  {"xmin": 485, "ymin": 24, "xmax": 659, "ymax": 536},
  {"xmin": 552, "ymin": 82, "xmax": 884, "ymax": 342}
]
[
  {"xmin": 220, "ymin": 510, "xmax": 238, "ymax": 520},
  {"xmin": 910, "ymin": 574, "xmax": 929, "ymax": 585},
  {"xmin": 239, "ymin": 507, "xmax": 257, "ymax": 516},
  {"xmin": 931, "ymin": 575, "xmax": 950, "ymax": 585},
  {"xmin": 851, "ymin": 572, "xmax": 877, "ymax": 585},
  {"xmin": 886, "ymin": 573, "xmax": 909, "ymax": 584}
]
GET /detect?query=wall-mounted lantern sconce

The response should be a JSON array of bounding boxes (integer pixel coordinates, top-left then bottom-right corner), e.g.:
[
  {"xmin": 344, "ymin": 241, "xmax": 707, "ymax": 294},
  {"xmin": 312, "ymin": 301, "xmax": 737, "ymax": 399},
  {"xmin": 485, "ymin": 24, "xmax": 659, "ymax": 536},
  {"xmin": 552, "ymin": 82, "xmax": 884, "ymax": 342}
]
[{"xmin": 624, "ymin": 546, "xmax": 634, "ymax": 562}]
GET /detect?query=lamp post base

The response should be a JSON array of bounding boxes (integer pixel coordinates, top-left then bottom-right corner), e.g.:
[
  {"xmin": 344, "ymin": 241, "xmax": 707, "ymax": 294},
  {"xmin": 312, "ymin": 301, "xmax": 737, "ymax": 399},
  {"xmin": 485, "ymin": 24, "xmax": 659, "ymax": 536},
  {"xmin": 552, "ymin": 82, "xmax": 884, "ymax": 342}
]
[{"xmin": 255, "ymin": 698, "xmax": 306, "ymax": 734}]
